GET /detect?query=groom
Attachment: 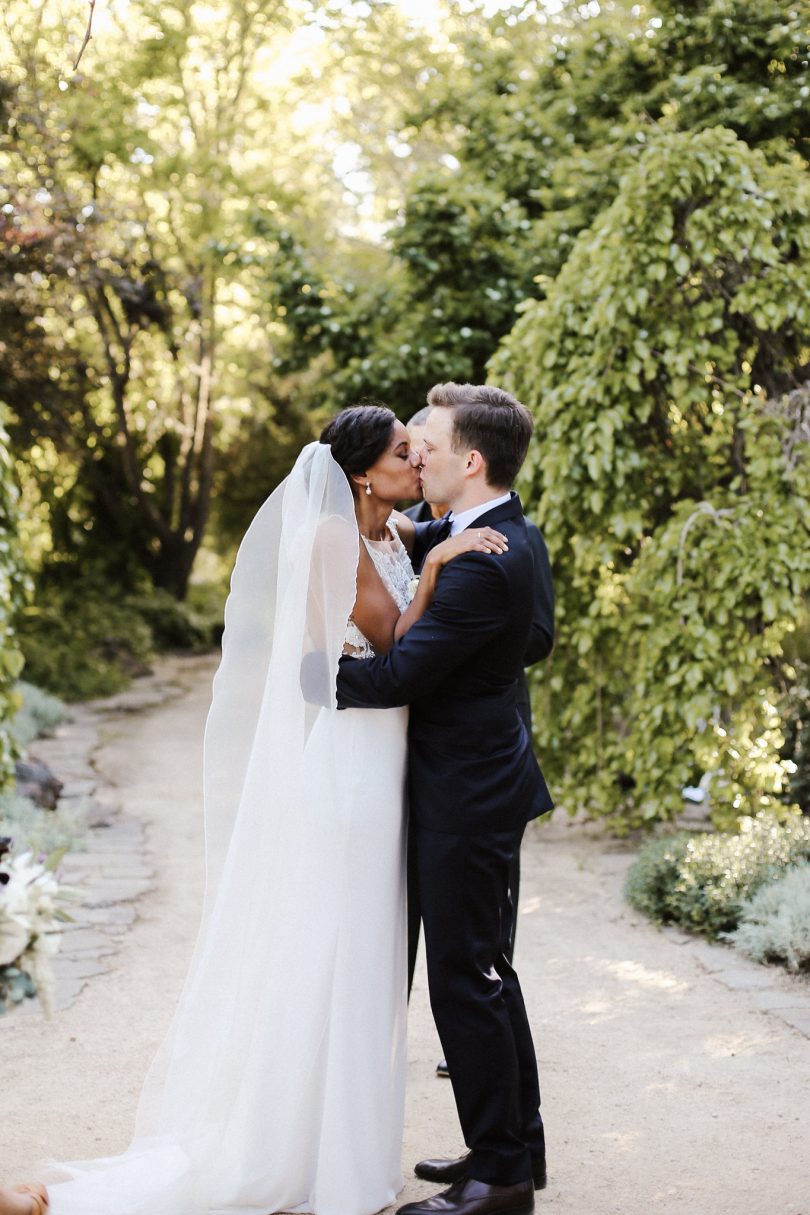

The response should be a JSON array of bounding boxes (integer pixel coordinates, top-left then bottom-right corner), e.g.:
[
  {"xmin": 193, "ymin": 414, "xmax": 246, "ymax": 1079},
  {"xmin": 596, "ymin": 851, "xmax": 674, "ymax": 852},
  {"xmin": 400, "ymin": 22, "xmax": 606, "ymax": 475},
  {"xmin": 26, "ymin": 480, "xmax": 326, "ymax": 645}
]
[{"xmin": 336, "ymin": 383, "xmax": 552, "ymax": 1215}]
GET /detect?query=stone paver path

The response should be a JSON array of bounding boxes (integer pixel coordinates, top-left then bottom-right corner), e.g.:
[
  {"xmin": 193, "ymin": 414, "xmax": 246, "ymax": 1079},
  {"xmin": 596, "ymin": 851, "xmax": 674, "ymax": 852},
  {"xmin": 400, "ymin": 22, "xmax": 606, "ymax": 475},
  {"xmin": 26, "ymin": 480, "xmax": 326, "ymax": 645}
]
[{"xmin": 5, "ymin": 663, "xmax": 198, "ymax": 1014}]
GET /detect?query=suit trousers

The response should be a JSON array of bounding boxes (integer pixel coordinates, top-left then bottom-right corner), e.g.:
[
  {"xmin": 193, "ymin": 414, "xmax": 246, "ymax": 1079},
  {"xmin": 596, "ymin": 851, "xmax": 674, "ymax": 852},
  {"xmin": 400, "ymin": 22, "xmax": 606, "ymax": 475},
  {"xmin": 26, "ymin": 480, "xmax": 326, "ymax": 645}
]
[
  {"xmin": 414, "ymin": 822, "xmax": 544, "ymax": 1186},
  {"xmin": 406, "ymin": 666, "xmax": 533, "ymax": 995},
  {"xmin": 407, "ymin": 837, "xmax": 520, "ymax": 994}
]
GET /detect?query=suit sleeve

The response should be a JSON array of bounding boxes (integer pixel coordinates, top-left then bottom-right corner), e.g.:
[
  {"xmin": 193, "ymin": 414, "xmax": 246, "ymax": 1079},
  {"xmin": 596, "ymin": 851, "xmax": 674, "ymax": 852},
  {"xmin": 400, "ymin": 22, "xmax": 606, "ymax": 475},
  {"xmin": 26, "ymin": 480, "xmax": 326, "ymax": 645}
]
[
  {"xmin": 336, "ymin": 553, "xmax": 509, "ymax": 709},
  {"xmin": 523, "ymin": 521, "xmax": 554, "ymax": 667}
]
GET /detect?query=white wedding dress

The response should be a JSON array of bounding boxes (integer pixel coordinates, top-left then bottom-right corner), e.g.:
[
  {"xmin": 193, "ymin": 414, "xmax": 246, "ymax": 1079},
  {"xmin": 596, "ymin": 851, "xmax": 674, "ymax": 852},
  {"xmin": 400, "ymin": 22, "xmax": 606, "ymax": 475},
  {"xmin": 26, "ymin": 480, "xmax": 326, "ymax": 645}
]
[{"xmin": 45, "ymin": 445, "xmax": 414, "ymax": 1215}]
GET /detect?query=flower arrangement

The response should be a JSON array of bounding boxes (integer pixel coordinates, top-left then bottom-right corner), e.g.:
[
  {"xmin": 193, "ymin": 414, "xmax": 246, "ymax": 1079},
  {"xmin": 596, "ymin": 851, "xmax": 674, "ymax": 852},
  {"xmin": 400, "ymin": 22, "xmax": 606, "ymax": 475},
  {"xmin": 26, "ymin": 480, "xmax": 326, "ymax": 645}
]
[{"xmin": 0, "ymin": 837, "xmax": 68, "ymax": 1015}]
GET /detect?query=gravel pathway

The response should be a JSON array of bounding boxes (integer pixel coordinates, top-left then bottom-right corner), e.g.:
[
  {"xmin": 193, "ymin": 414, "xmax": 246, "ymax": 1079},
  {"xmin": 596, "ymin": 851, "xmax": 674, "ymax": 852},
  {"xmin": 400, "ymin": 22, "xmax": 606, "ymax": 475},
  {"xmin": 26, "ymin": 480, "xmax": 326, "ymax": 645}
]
[{"xmin": 3, "ymin": 655, "xmax": 809, "ymax": 1214}]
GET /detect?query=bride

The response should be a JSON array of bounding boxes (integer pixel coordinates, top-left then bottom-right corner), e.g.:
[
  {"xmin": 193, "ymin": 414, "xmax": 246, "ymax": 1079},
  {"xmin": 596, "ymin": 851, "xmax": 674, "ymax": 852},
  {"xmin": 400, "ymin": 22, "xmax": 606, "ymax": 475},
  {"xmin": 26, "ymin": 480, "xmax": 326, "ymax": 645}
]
[{"xmin": 3, "ymin": 404, "xmax": 506, "ymax": 1215}]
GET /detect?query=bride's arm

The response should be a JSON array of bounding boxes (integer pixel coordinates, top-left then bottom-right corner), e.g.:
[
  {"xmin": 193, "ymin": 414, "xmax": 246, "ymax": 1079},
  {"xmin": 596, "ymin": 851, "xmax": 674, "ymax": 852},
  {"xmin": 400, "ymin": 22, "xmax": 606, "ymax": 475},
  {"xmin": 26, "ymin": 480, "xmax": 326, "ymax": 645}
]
[
  {"xmin": 354, "ymin": 526, "xmax": 508, "ymax": 652},
  {"xmin": 394, "ymin": 527, "xmax": 508, "ymax": 641}
]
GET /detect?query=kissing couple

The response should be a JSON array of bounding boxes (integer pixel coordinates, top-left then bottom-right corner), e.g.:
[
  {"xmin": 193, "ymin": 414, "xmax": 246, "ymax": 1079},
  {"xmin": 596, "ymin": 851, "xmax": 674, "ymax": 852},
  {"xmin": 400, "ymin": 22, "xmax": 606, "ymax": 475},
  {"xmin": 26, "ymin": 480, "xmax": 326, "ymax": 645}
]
[{"xmin": 3, "ymin": 382, "xmax": 554, "ymax": 1215}]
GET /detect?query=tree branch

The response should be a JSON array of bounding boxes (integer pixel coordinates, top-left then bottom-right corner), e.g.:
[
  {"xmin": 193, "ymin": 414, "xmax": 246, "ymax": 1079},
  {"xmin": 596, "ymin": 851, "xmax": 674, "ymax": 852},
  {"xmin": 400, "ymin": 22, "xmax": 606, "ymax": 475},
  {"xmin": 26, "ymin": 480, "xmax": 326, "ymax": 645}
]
[
  {"xmin": 88, "ymin": 282, "xmax": 174, "ymax": 545},
  {"xmin": 676, "ymin": 502, "xmax": 735, "ymax": 588},
  {"xmin": 73, "ymin": 0, "xmax": 97, "ymax": 72},
  {"xmin": 649, "ymin": 349, "xmax": 750, "ymax": 401}
]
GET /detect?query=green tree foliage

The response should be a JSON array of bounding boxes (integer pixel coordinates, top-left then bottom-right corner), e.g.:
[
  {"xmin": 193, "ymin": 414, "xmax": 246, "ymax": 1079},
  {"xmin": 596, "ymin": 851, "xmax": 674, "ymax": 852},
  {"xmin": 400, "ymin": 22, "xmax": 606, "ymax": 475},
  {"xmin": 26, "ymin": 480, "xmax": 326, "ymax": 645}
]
[
  {"xmin": 0, "ymin": 406, "xmax": 27, "ymax": 788},
  {"xmin": 0, "ymin": 0, "xmax": 331, "ymax": 597},
  {"xmin": 267, "ymin": 169, "xmax": 546, "ymax": 418},
  {"xmin": 492, "ymin": 127, "xmax": 810, "ymax": 831},
  {"xmin": 420, "ymin": 0, "xmax": 808, "ymax": 272},
  {"xmin": 319, "ymin": 0, "xmax": 809, "ymax": 416}
]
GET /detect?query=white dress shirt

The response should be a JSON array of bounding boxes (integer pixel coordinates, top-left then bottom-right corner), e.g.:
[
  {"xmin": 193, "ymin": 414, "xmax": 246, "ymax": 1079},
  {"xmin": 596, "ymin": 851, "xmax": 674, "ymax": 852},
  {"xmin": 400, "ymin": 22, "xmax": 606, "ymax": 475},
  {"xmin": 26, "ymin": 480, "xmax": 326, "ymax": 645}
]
[{"xmin": 449, "ymin": 492, "xmax": 513, "ymax": 537}]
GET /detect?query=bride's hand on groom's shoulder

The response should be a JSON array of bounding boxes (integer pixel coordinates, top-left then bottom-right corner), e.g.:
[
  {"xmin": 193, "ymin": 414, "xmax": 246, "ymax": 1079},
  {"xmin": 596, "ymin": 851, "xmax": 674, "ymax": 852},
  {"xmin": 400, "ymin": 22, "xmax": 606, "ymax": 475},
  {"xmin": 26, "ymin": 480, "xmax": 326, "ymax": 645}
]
[{"xmin": 427, "ymin": 527, "xmax": 509, "ymax": 569}]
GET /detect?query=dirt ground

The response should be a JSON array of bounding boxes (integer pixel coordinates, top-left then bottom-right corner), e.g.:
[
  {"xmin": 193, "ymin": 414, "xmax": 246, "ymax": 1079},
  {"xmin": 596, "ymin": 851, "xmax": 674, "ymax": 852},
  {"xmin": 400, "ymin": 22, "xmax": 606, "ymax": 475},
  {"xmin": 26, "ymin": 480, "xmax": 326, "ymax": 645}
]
[{"xmin": 3, "ymin": 655, "xmax": 809, "ymax": 1215}]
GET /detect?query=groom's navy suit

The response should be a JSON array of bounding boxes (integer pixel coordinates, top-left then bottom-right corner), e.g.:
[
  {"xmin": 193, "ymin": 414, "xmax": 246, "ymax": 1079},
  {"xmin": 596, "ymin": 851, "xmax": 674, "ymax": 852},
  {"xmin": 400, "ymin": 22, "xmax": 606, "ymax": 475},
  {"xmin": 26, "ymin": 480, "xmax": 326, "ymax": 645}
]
[{"xmin": 336, "ymin": 492, "xmax": 552, "ymax": 1187}]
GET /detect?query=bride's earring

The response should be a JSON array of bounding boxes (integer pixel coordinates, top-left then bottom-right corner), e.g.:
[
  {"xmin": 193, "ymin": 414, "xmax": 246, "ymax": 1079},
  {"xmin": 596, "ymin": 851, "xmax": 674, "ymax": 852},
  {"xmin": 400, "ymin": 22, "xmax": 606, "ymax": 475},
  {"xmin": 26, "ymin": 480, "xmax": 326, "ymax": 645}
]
[{"xmin": 365, "ymin": 481, "xmax": 372, "ymax": 496}]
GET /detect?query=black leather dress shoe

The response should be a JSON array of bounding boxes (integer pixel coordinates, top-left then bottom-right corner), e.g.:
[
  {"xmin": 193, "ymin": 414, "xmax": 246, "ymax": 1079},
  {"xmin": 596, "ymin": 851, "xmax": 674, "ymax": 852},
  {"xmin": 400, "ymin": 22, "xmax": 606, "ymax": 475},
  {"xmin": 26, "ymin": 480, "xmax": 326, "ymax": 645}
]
[
  {"xmin": 397, "ymin": 1178, "xmax": 534, "ymax": 1215},
  {"xmin": 415, "ymin": 1152, "xmax": 547, "ymax": 1192}
]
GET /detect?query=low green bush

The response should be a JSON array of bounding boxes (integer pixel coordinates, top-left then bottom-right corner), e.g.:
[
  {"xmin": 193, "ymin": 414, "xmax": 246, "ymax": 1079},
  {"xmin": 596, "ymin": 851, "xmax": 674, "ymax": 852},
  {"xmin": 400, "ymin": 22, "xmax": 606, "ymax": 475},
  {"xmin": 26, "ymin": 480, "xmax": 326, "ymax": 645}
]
[
  {"xmin": 123, "ymin": 590, "xmax": 211, "ymax": 651},
  {"xmin": 725, "ymin": 864, "xmax": 810, "ymax": 972},
  {"xmin": 623, "ymin": 835, "xmax": 690, "ymax": 923},
  {"xmin": 625, "ymin": 811, "xmax": 810, "ymax": 938},
  {"xmin": 184, "ymin": 581, "xmax": 226, "ymax": 645},
  {"xmin": 17, "ymin": 578, "xmax": 221, "ymax": 703},
  {"xmin": 18, "ymin": 585, "xmax": 155, "ymax": 701},
  {"xmin": 9, "ymin": 682, "xmax": 70, "ymax": 749}
]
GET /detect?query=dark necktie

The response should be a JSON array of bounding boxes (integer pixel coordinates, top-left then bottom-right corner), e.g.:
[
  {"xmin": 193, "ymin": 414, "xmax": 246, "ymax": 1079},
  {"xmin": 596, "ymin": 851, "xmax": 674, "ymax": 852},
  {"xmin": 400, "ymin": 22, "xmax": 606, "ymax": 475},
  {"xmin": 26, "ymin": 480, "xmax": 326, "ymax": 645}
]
[
  {"xmin": 414, "ymin": 513, "xmax": 452, "ymax": 572},
  {"xmin": 431, "ymin": 514, "xmax": 452, "ymax": 543}
]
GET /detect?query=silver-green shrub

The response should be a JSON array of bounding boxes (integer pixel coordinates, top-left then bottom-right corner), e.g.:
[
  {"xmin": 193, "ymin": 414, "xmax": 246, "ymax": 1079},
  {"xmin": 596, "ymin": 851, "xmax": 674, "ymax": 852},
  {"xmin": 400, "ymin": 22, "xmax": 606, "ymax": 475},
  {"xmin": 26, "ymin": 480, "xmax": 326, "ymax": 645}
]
[
  {"xmin": 726, "ymin": 864, "xmax": 810, "ymax": 973},
  {"xmin": 0, "ymin": 792, "xmax": 87, "ymax": 857},
  {"xmin": 9, "ymin": 682, "xmax": 70, "ymax": 749}
]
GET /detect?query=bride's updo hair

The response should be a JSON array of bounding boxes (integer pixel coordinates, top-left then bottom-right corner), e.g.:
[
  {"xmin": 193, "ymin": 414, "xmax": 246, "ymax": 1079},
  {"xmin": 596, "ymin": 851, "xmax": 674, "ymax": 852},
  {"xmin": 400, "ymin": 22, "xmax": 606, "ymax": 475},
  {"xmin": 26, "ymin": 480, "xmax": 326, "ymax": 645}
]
[{"xmin": 320, "ymin": 403, "xmax": 397, "ymax": 491}]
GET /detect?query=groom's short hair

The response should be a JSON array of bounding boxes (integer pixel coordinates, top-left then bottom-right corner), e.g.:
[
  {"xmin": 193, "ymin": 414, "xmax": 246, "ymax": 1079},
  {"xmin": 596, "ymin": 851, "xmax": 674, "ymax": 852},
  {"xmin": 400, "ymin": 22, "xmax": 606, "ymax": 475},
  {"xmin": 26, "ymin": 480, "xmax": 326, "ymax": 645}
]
[{"xmin": 426, "ymin": 382, "xmax": 533, "ymax": 489}]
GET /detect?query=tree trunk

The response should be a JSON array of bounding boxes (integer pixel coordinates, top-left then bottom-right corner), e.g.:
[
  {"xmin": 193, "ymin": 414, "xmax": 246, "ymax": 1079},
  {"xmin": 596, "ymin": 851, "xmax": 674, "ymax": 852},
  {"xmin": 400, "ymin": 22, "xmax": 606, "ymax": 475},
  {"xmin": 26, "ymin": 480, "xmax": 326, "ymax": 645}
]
[{"xmin": 150, "ymin": 533, "xmax": 201, "ymax": 600}]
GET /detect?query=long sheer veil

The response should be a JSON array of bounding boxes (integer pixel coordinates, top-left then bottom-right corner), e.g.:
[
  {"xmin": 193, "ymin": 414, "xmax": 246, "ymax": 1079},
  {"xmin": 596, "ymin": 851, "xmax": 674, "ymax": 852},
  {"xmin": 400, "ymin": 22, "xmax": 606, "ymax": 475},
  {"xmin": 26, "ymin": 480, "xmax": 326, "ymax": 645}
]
[{"xmin": 47, "ymin": 442, "xmax": 361, "ymax": 1215}]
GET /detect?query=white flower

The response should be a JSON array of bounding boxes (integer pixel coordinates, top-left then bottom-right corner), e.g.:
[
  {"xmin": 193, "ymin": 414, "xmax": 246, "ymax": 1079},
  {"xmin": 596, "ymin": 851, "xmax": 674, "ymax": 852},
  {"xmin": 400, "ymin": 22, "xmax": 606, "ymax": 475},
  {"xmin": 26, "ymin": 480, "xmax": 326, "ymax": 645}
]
[
  {"xmin": 0, "ymin": 918, "xmax": 29, "ymax": 967},
  {"xmin": 407, "ymin": 575, "xmax": 420, "ymax": 600},
  {"xmin": 0, "ymin": 851, "xmax": 65, "ymax": 1014}
]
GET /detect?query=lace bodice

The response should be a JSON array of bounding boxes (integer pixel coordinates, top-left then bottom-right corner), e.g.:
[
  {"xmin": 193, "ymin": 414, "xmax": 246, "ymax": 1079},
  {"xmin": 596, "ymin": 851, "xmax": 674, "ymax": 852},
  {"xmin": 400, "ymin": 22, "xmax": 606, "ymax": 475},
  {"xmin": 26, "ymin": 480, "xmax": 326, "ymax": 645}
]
[{"xmin": 344, "ymin": 517, "xmax": 415, "ymax": 658}]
